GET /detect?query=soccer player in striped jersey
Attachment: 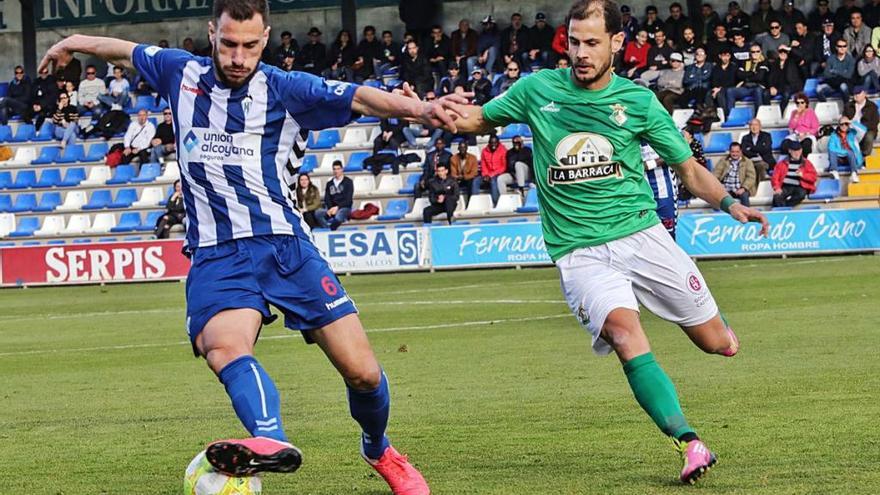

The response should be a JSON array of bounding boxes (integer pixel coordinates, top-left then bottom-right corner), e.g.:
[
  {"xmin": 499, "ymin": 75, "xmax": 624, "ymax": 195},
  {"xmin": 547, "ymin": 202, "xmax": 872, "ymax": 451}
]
[
  {"xmin": 641, "ymin": 141, "xmax": 679, "ymax": 238},
  {"xmin": 40, "ymin": 1, "xmax": 463, "ymax": 493}
]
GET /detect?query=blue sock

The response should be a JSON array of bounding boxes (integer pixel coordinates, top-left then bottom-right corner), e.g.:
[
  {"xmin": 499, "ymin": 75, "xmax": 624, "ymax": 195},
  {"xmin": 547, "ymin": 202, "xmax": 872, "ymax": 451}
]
[
  {"xmin": 218, "ymin": 355, "xmax": 288, "ymax": 443},
  {"xmin": 347, "ymin": 370, "xmax": 391, "ymax": 459}
]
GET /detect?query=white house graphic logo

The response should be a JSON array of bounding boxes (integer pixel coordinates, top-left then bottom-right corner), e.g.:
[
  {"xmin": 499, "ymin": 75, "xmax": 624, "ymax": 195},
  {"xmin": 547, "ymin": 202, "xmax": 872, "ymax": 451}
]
[
  {"xmin": 549, "ymin": 132, "xmax": 622, "ymax": 185},
  {"xmin": 183, "ymin": 131, "xmax": 199, "ymax": 152}
]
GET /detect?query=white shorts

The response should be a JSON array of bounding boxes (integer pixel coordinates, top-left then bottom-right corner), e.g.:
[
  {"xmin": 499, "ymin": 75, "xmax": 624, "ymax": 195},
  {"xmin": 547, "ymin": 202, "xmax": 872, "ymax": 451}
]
[{"xmin": 557, "ymin": 223, "xmax": 718, "ymax": 356}]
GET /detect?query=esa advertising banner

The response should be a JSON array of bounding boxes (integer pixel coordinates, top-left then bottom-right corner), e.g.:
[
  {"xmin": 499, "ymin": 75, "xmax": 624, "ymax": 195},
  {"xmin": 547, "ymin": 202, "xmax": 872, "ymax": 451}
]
[
  {"xmin": 0, "ymin": 239, "xmax": 189, "ymax": 286},
  {"xmin": 430, "ymin": 222, "xmax": 552, "ymax": 268},
  {"xmin": 311, "ymin": 227, "xmax": 429, "ymax": 272},
  {"xmin": 677, "ymin": 208, "xmax": 880, "ymax": 257}
]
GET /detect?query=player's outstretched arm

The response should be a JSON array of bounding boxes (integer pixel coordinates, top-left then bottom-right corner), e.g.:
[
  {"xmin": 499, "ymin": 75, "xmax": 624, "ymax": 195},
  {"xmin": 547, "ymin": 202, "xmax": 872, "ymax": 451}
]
[
  {"xmin": 398, "ymin": 83, "xmax": 497, "ymax": 135},
  {"xmin": 40, "ymin": 34, "xmax": 137, "ymax": 74},
  {"xmin": 673, "ymin": 157, "xmax": 770, "ymax": 236},
  {"xmin": 352, "ymin": 84, "xmax": 472, "ymax": 133}
]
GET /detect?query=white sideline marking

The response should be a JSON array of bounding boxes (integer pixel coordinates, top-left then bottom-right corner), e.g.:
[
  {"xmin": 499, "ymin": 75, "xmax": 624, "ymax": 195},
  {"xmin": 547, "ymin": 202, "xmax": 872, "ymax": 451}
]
[{"xmin": 0, "ymin": 314, "xmax": 571, "ymax": 358}]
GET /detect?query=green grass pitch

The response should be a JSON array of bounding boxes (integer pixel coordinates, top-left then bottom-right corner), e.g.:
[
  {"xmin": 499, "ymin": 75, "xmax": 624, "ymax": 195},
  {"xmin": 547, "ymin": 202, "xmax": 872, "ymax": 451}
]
[{"xmin": 1, "ymin": 255, "xmax": 878, "ymax": 494}]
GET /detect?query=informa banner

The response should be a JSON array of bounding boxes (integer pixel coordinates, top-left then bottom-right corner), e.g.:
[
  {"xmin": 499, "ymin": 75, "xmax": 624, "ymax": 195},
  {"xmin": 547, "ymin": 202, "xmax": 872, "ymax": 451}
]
[
  {"xmin": 677, "ymin": 208, "xmax": 880, "ymax": 257},
  {"xmin": 431, "ymin": 222, "xmax": 552, "ymax": 268},
  {"xmin": 312, "ymin": 227, "xmax": 430, "ymax": 273},
  {"xmin": 0, "ymin": 240, "xmax": 189, "ymax": 287}
]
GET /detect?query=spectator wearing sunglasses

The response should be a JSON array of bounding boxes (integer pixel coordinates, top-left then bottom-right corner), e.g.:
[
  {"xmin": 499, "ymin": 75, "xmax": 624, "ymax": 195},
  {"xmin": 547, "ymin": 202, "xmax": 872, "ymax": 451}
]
[
  {"xmin": 783, "ymin": 93, "xmax": 819, "ymax": 157},
  {"xmin": 827, "ymin": 116, "xmax": 866, "ymax": 182},
  {"xmin": 725, "ymin": 43, "xmax": 769, "ymax": 117},
  {"xmin": 77, "ymin": 64, "xmax": 106, "ymax": 117},
  {"xmin": 0, "ymin": 65, "xmax": 33, "ymax": 125},
  {"xmin": 493, "ymin": 60, "xmax": 521, "ymax": 97},
  {"xmin": 757, "ymin": 20, "xmax": 790, "ymax": 57},
  {"xmin": 150, "ymin": 109, "xmax": 176, "ymax": 164},
  {"xmin": 843, "ymin": 86, "xmax": 879, "ymax": 159},
  {"xmin": 817, "ymin": 39, "xmax": 855, "ymax": 101}
]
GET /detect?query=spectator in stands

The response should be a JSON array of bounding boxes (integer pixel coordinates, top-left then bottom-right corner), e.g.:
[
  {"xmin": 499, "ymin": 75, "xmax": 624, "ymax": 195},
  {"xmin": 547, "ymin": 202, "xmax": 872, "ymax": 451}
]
[
  {"xmin": 664, "ymin": 2, "xmax": 690, "ymax": 47},
  {"xmin": 621, "ymin": 5, "xmax": 640, "ymax": 43},
  {"xmin": 150, "ymin": 109, "xmax": 176, "ymax": 164},
  {"xmin": 723, "ymin": 2, "xmax": 749, "ymax": 36},
  {"xmin": 98, "ymin": 66, "xmax": 130, "ymax": 111},
  {"xmin": 678, "ymin": 127, "xmax": 708, "ymax": 200},
  {"xmin": 500, "ymin": 12, "xmax": 530, "ymax": 69},
  {"xmin": 740, "ymin": 118, "xmax": 774, "ymax": 181},
  {"xmin": 843, "ymin": 86, "xmax": 879, "ymax": 159},
  {"xmin": 835, "ymin": 0, "xmax": 859, "ymax": 32},
  {"xmin": 678, "ymin": 27, "xmax": 699, "ymax": 64},
  {"xmin": 777, "ymin": 0, "xmax": 806, "ymax": 38},
  {"xmin": 682, "ymin": 47, "xmax": 713, "ymax": 108},
  {"xmin": 439, "ymin": 63, "xmax": 465, "ymax": 96},
  {"xmin": 808, "ymin": 0, "xmax": 832, "ymax": 33},
  {"xmin": 696, "ymin": 3, "xmax": 721, "ymax": 45},
  {"xmin": 557, "ymin": 56, "xmax": 570, "ymax": 69},
  {"xmin": 709, "ymin": 47, "xmax": 736, "ymax": 111},
  {"xmin": 402, "ymin": 106, "xmax": 443, "ymax": 150},
  {"xmin": 725, "ymin": 43, "xmax": 769, "ymax": 117},
  {"xmin": 784, "ymin": 92, "xmax": 819, "ymax": 156},
  {"xmin": 398, "ymin": 0, "xmax": 438, "ymax": 44},
  {"xmin": 365, "ymin": 118, "xmax": 405, "ymax": 175},
  {"xmin": 728, "ymin": 28, "xmax": 749, "ymax": 65},
  {"xmin": 56, "ymin": 55, "xmax": 82, "ymax": 87},
  {"xmin": 472, "ymin": 134, "xmax": 507, "ymax": 205},
  {"xmin": 275, "ymin": 31, "xmax": 298, "ymax": 68},
  {"xmin": 122, "ymin": 109, "xmax": 155, "ymax": 170},
  {"xmin": 0, "ymin": 65, "xmax": 32, "ymax": 125},
  {"xmin": 51, "ymin": 92, "xmax": 78, "ymax": 151},
  {"xmin": 295, "ymin": 174, "xmax": 322, "ymax": 229},
  {"xmin": 844, "ymin": 10, "xmax": 871, "ymax": 59},
  {"xmin": 64, "ymin": 80, "xmax": 78, "ymax": 107},
  {"xmin": 415, "ymin": 137, "xmax": 451, "ymax": 198},
  {"xmin": 818, "ymin": 38, "xmax": 856, "ymax": 101},
  {"xmin": 758, "ymin": 20, "xmax": 790, "ymax": 57},
  {"xmin": 766, "ymin": 45, "xmax": 802, "ymax": 113},
  {"xmin": 707, "ymin": 23, "xmax": 729, "ymax": 63},
  {"xmin": 354, "ymin": 26, "xmax": 381, "ymax": 81},
  {"xmin": 828, "ymin": 116, "xmax": 867, "ymax": 182},
  {"xmin": 790, "ymin": 21, "xmax": 816, "ymax": 79},
  {"xmin": 315, "ymin": 161, "xmax": 354, "ymax": 230},
  {"xmin": 181, "ymin": 37, "xmax": 196, "ymax": 54},
  {"xmin": 450, "ymin": 19, "xmax": 479, "ymax": 76},
  {"xmin": 551, "ymin": 21, "xmax": 568, "ymax": 66},
  {"xmin": 374, "ymin": 30, "xmax": 401, "ymax": 78},
  {"xmin": 299, "ymin": 27, "xmax": 327, "ymax": 76},
  {"xmin": 494, "ymin": 60, "xmax": 521, "ymax": 97},
  {"xmin": 467, "ymin": 67, "xmax": 492, "ymax": 105},
  {"xmin": 642, "ymin": 6, "xmax": 663, "ymax": 40},
  {"xmin": 323, "ymin": 30, "xmax": 357, "ymax": 82},
  {"xmin": 713, "ymin": 142, "xmax": 757, "ymax": 206},
  {"xmin": 750, "ymin": 0, "xmax": 775, "ymax": 37},
  {"xmin": 656, "ymin": 52, "xmax": 686, "ymax": 113},
  {"xmin": 155, "ymin": 180, "xmax": 185, "ymax": 239},
  {"xmin": 422, "ymin": 163, "xmax": 459, "ymax": 225},
  {"xmin": 527, "ymin": 13, "xmax": 554, "ymax": 69},
  {"xmin": 477, "ymin": 15, "xmax": 501, "ymax": 73},
  {"xmin": 501, "ymin": 135, "xmax": 533, "ymax": 194},
  {"xmin": 400, "ymin": 40, "xmax": 433, "ymax": 96},
  {"xmin": 639, "ymin": 29, "xmax": 673, "ymax": 85},
  {"xmin": 814, "ymin": 18, "xmax": 839, "ymax": 76},
  {"xmin": 865, "ymin": 0, "xmax": 880, "ymax": 28},
  {"xmin": 450, "ymin": 141, "xmax": 478, "ymax": 201},
  {"xmin": 426, "ymin": 25, "xmax": 452, "ymax": 79},
  {"xmin": 771, "ymin": 141, "xmax": 817, "ymax": 207},
  {"xmin": 857, "ymin": 45, "xmax": 880, "ymax": 94},
  {"xmin": 620, "ymin": 30, "xmax": 651, "ymax": 78},
  {"xmin": 31, "ymin": 66, "xmax": 59, "ymax": 129},
  {"xmin": 76, "ymin": 64, "xmax": 105, "ymax": 117},
  {"xmin": 280, "ymin": 53, "xmax": 296, "ymax": 72}
]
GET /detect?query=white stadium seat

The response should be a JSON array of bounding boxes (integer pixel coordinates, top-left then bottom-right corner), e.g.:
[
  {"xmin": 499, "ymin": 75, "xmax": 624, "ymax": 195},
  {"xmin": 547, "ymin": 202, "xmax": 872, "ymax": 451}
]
[
  {"xmin": 366, "ymin": 126, "xmax": 381, "ymax": 143},
  {"xmin": 87, "ymin": 213, "xmax": 116, "ymax": 233},
  {"xmin": 456, "ymin": 194, "xmax": 493, "ymax": 217},
  {"xmin": 158, "ymin": 161, "xmax": 180, "ymax": 182},
  {"xmin": 352, "ymin": 175, "xmax": 376, "ymax": 195},
  {"xmin": 338, "ymin": 128, "xmax": 367, "ymax": 148},
  {"xmin": 56, "ymin": 190, "xmax": 88, "ymax": 212},
  {"xmin": 0, "ymin": 213, "xmax": 15, "ymax": 237},
  {"xmin": 4, "ymin": 146, "xmax": 36, "ymax": 166},
  {"xmin": 404, "ymin": 197, "xmax": 430, "ymax": 220},
  {"xmin": 753, "ymin": 181, "xmax": 774, "ymax": 206},
  {"xmin": 34, "ymin": 215, "xmax": 65, "ymax": 236},
  {"xmin": 80, "ymin": 165, "xmax": 111, "ymax": 186},
  {"xmin": 781, "ymin": 104, "xmax": 797, "ymax": 126},
  {"xmin": 710, "ymin": 107, "xmax": 726, "ymax": 130},
  {"xmin": 356, "ymin": 200, "xmax": 382, "ymax": 215},
  {"xmin": 61, "ymin": 214, "xmax": 91, "ymax": 235},
  {"xmin": 814, "ymin": 102, "xmax": 841, "ymax": 125},
  {"xmin": 672, "ymin": 109, "xmax": 694, "ymax": 129},
  {"xmin": 133, "ymin": 186, "xmax": 164, "ymax": 207},
  {"xmin": 807, "ymin": 153, "xmax": 830, "ymax": 171},
  {"xmin": 755, "ymin": 105, "xmax": 783, "ymax": 128},
  {"xmin": 318, "ymin": 152, "xmax": 345, "ymax": 173},
  {"xmin": 372, "ymin": 174, "xmax": 402, "ymax": 195},
  {"xmin": 490, "ymin": 194, "xmax": 523, "ymax": 214}
]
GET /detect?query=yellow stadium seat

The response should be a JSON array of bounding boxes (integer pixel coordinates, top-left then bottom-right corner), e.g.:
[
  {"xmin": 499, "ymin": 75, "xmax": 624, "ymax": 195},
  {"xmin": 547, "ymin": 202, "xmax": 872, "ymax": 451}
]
[
  {"xmin": 847, "ymin": 182, "xmax": 880, "ymax": 196},
  {"xmin": 866, "ymin": 154, "xmax": 880, "ymax": 169}
]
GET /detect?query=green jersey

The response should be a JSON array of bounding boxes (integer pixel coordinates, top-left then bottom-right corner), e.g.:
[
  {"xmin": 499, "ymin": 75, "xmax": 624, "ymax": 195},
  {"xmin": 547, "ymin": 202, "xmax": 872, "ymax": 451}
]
[{"xmin": 483, "ymin": 70, "xmax": 692, "ymax": 261}]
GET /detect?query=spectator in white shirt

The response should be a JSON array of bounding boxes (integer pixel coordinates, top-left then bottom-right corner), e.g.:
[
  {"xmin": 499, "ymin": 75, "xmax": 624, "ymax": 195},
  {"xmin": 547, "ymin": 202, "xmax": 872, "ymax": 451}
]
[
  {"xmin": 97, "ymin": 66, "xmax": 130, "ymax": 111},
  {"xmin": 123, "ymin": 109, "xmax": 156, "ymax": 171},
  {"xmin": 77, "ymin": 64, "xmax": 106, "ymax": 117}
]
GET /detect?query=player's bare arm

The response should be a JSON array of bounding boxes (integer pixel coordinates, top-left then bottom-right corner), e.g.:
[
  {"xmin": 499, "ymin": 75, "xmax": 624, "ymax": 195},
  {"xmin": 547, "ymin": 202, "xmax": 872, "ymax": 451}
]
[
  {"xmin": 352, "ymin": 82, "xmax": 469, "ymax": 134},
  {"xmin": 673, "ymin": 157, "xmax": 770, "ymax": 236},
  {"xmin": 40, "ymin": 34, "xmax": 136, "ymax": 73}
]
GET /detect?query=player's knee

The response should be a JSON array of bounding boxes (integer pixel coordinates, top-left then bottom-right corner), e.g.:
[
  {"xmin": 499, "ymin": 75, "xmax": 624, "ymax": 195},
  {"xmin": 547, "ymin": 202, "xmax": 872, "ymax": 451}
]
[
  {"xmin": 201, "ymin": 342, "xmax": 254, "ymax": 374},
  {"xmin": 342, "ymin": 366, "xmax": 382, "ymax": 391}
]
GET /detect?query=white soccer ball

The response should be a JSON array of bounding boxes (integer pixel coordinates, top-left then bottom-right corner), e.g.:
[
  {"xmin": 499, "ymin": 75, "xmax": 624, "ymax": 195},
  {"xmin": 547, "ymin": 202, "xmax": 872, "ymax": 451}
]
[{"xmin": 183, "ymin": 450, "xmax": 262, "ymax": 495}]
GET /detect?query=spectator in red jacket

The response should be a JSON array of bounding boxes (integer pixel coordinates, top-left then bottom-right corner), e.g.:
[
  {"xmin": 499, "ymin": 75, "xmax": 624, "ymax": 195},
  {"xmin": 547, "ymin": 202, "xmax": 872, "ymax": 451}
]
[
  {"xmin": 619, "ymin": 30, "xmax": 651, "ymax": 78},
  {"xmin": 551, "ymin": 24, "xmax": 568, "ymax": 65},
  {"xmin": 471, "ymin": 134, "xmax": 507, "ymax": 205},
  {"xmin": 771, "ymin": 141, "xmax": 817, "ymax": 207}
]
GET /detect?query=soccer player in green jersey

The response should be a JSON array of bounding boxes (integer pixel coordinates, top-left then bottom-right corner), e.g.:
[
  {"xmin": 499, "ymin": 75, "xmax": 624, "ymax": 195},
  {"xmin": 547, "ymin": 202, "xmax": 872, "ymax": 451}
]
[{"xmin": 427, "ymin": 0, "xmax": 770, "ymax": 485}]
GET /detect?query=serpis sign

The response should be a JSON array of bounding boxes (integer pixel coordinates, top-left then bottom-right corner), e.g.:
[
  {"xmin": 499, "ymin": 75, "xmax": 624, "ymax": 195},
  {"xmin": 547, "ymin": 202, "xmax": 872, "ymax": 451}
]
[{"xmin": 312, "ymin": 228, "xmax": 428, "ymax": 272}]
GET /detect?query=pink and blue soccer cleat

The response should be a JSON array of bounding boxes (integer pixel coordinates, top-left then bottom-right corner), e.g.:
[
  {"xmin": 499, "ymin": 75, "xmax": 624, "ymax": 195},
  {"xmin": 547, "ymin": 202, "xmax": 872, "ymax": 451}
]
[
  {"xmin": 363, "ymin": 445, "xmax": 430, "ymax": 495},
  {"xmin": 720, "ymin": 325, "xmax": 740, "ymax": 357},
  {"xmin": 205, "ymin": 436, "xmax": 303, "ymax": 476},
  {"xmin": 675, "ymin": 439, "xmax": 717, "ymax": 485}
]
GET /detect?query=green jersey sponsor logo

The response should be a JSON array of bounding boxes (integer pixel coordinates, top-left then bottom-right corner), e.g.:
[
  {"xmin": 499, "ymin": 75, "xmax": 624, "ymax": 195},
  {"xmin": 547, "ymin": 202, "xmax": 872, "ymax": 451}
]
[{"xmin": 549, "ymin": 133, "xmax": 623, "ymax": 186}]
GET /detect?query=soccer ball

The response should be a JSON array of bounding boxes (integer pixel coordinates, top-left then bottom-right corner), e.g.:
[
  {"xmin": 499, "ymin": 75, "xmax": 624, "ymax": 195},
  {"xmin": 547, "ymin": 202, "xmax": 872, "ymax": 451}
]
[{"xmin": 184, "ymin": 450, "xmax": 262, "ymax": 495}]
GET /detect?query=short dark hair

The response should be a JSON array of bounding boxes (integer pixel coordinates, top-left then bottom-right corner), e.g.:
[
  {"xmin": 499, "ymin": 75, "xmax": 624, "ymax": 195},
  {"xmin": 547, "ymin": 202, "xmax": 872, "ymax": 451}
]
[
  {"xmin": 332, "ymin": 160, "xmax": 343, "ymax": 168},
  {"xmin": 729, "ymin": 142, "xmax": 741, "ymax": 150},
  {"xmin": 670, "ymin": 2, "xmax": 682, "ymax": 10},
  {"xmin": 364, "ymin": 25, "xmax": 376, "ymax": 34},
  {"xmin": 213, "ymin": 0, "xmax": 269, "ymax": 24},
  {"xmin": 568, "ymin": 0, "xmax": 623, "ymax": 35},
  {"xmin": 382, "ymin": 30, "xmax": 392, "ymax": 36}
]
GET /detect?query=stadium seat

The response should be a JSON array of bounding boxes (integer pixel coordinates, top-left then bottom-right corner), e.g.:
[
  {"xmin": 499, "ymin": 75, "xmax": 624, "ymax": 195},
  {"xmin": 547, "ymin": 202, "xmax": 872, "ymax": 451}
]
[
  {"xmin": 0, "ymin": 194, "xmax": 10, "ymax": 212},
  {"xmin": 81, "ymin": 166, "xmax": 112, "ymax": 186},
  {"xmin": 0, "ymin": 213, "xmax": 15, "ymax": 237},
  {"xmin": 0, "ymin": 82, "xmax": 7, "ymax": 98},
  {"xmin": 339, "ymin": 128, "xmax": 367, "ymax": 148},
  {"xmin": 58, "ymin": 167, "xmax": 87, "ymax": 187},
  {"xmin": 490, "ymin": 194, "xmax": 523, "ymax": 214},
  {"xmin": 82, "ymin": 190, "xmax": 112, "ymax": 210},
  {"xmin": 356, "ymin": 200, "xmax": 381, "ymax": 216},
  {"xmin": 8, "ymin": 216, "xmax": 40, "ymax": 237},
  {"xmin": 456, "ymin": 194, "xmax": 493, "ymax": 217},
  {"xmin": 10, "ymin": 124, "xmax": 35, "ymax": 142},
  {"xmin": 33, "ymin": 192, "xmax": 62, "ymax": 212},
  {"xmin": 46, "ymin": 239, "xmax": 66, "ymax": 245},
  {"xmin": 82, "ymin": 142, "xmax": 109, "ymax": 162},
  {"xmin": 345, "ymin": 151, "xmax": 370, "ymax": 172},
  {"xmin": 109, "ymin": 188, "xmax": 138, "ymax": 208},
  {"xmin": 0, "ymin": 171, "xmax": 9, "ymax": 188},
  {"xmin": 61, "ymin": 214, "xmax": 91, "ymax": 235},
  {"xmin": 372, "ymin": 174, "xmax": 403, "ymax": 195},
  {"xmin": 87, "ymin": 213, "xmax": 116, "ymax": 233},
  {"xmin": 803, "ymin": 78, "xmax": 819, "ymax": 98},
  {"xmin": 308, "ymin": 129, "xmax": 341, "ymax": 150},
  {"xmin": 129, "ymin": 95, "xmax": 153, "ymax": 114},
  {"xmin": 318, "ymin": 152, "xmax": 345, "ymax": 173},
  {"xmin": 110, "ymin": 212, "xmax": 142, "ymax": 232},
  {"xmin": 57, "ymin": 190, "xmax": 88, "ymax": 212},
  {"xmin": 106, "ymin": 164, "xmax": 136, "ymax": 185},
  {"xmin": 8, "ymin": 170, "xmax": 36, "ymax": 189},
  {"xmin": 814, "ymin": 102, "xmax": 841, "ymax": 125},
  {"xmin": 756, "ymin": 105, "xmax": 784, "ymax": 128},
  {"xmin": 376, "ymin": 199, "xmax": 409, "ymax": 220},
  {"xmin": 672, "ymin": 109, "xmax": 694, "ymax": 129},
  {"xmin": 71, "ymin": 239, "xmax": 92, "ymax": 243},
  {"xmin": 0, "ymin": 125, "xmax": 12, "ymax": 143},
  {"xmin": 404, "ymin": 197, "xmax": 431, "ymax": 220},
  {"xmin": 809, "ymin": 178, "xmax": 840, "ymax": 200},
  {"xmin": 35, "ymin": 168, "xmax": 62, "ymax": 188},
  {"xmin": 752, "ymin": 181, "xmax": 774, "ymax": 206},
  {"xmin": 351, "ymin": 175, "xmax": 375, "ymax": 195},
  {"xmin": 151, "ymin": 99, "xmax": 169, "ymax": 113},
  {"xmin": 299, "ymin": 155, "xmax": 318, "ymax": 173},
  {"xmin": 55, "ymin": 144, "xmax": 86, "ymax": 164},
  {"xmin": 807, "ymin": 153, "xmax": 830, "ymax": 171},
  {"xmin": 499, "ymin": 123, "xmax": 528, "ymax": 139},
  {"xmin": 516, "ymin": 186, "xmax": 539, "ymax": 213},
  {"xmin": 722, "ymin": 107, "xmax": 753, "ymax": 128},
  {"xmin": 399, "ymin": 173, "xmax": 421, "ymax": 194},
  {"xmin": 34, "ymin": 215, "xmax": 65, "ymax": 236},
  {"xmin": 356, "ymin": 115, "xmax": 381, "ymax": 124},
  {"xmin": 10, "ymin": 193, "xmax": 37, "ymax": 212},
  {"xmin": 33, "ymin": 122, "xmax": 55, "ymax": 142},
  {"xmin": 132, "ymin": 186, "xmax": 163, "ymax": 207},
  {"xmin": 157, "ymin": 161, "xmax": 180, "ymax": 182},
  {"xmin": 159, "ymin": 184, "xmax": 174, "ymax": 206},
  {"xmin": 703, "ymin": 132, "xmax": 733, "ymax": 154},
  {"xmin": 507, "ymin": 217, "xmax": 530, "ymax": 222},
  {"xmin": 137, "ymin": 211, "xmax": 163, "ymax": 232},
  {"xmin": 709, "ymin": 107, "xmax": 726, "ymax": 130},
  {"xmin": 770, "ymin": 129, "xmax": 788, "ymax": 151},
  {"xmin": 30, "ymin": 146, "xmax": 61, "ymax": 165},
  {"xmin": 5, "ymin": 146, "xmax": 36, "ymax": 166}
]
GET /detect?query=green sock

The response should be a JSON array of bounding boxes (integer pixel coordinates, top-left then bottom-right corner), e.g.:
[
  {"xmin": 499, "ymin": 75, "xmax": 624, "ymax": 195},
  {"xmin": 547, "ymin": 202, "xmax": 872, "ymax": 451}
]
[{"xmin": 623, "ymin": 352, "xmax": 696, "ymax": 439}]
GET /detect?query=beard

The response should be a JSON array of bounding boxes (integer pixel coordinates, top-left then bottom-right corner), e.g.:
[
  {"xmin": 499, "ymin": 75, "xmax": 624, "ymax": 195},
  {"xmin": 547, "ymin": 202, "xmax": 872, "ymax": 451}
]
[
  {"xmin": 571, "ymin": 54, "xmax": 613, "ymax": 88},
  {"xmin": 213, "ymin": 49, "xmax": 257, "ymax": 89}
]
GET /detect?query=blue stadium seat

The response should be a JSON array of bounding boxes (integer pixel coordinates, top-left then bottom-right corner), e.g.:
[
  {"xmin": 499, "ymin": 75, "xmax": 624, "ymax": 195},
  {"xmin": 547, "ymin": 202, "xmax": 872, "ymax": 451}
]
[
  {"xmin": 804, "ymin": 78, "xmax": 819, "ymax": 98},
  {"xmin": 0, "ymin": 82, "xmax": 7, "ymax": 98},
  {"xmin": 21, "ymin": 240, "xmax": 41, "ymax": 245},
  {"xmin": 344, "ymin": 151, "xmax": 369, "ymax": 172},
  {"xmin": 0, "ymin": 125, "xmax": 11, "ymax": 143},
  {"xmin": 46, "ymin": 240, "xmax": 66, "ymax": 245},
  {"xmin": 55, "ymin": 144, "xmax": 85, "ymax": 163},
  {"xmin": 377, "ymin": 199, "xmax": 409, "ymax": 220},
  {"xmin": 363, "ymin": 79, "xmax": 383, "ymax": 89},
  {"xmin": 10, "ymin": 124, "xmax": 35, "ymax": 142},
  {"xmin": 516, "ymin": 186, "xmax": 539, "ymax": 213},
  {"xmin": 770, "ymin": 129, "xmax": 788, "ymax": 151},
  {"xmin": 72, "ymin": 239, "xmax": 93, "ymax": 244},
  {"xmin": 31, "ymin": 146, "xmax": 61, "ymax": 165},
  {"xmin": 159, "ymin": 184, "xmax": 174, "ymax": 206},
  {"xmin": 355, "ymin": 115, "xmax": 380, "ymax": 124},
  {"xmin": 399, "ymin": 173, "xmax": 421, "ymax": 194},
  {"xmin": 771, "ymin": 206, "xmax": 793, "ymax": 211},
  {"xmin": 8, "ymin": 217, "xmax": 40, "ymax": 237},
  {"xmin": 703, "ymin": 132, "xmax": 733, "ymax": 153},
  {"xmin": 150, "ymin": 99, "xmax": 169, "ymax": 113},
  {"xmin": 59, "ymin": 167, "xmax": 86, "ymax": 187},
  {"xmin": 499, "ymin": 123, "xmax": 527, "ymax": 139},
  {"xmin": 82, "ymin": 190, "xmax": 112, "ymax": 210},
  {"xmin": 507, "ymin": 217, "xmax": 530, "ymax": 222},
  {"xmin": 136, "ymin": 211, "xmax": 163, "ymax": 232},
  {"xmin": 722, "ymin": 107, "xmax": 753, "ymax": 128},
  {"xmin": 0, "ymin": 171, "xmax": 10, "ymax": 189},
  {"xmin": 98, "ymin": 237, "xmax": 119, "ymax": 242},
  {"xmin": 299, "ymin": 155, "xmax": 318, "ymax": 173},
  {"xmin": 35, "ymin": 168, "xmax": 62, "ymax": 188},
  {"xmin": 129, "ymin": 96, "xmax": 153, "ymax": 114},
  {"xmin": 809, "ymin": 178, "xmax": 840, "ymax": 200},
  {"xmin": 366, "ymin": 225, "xmax": 386, "ymax": 230},
  {"xmin": 106, "ymin": 164, "xmax": 135, "ymax": 185},
  {"xmin": 33, "ymin": 192, "xmax": 62, "ymax": 212},
  {"xmin": 33, "ymin": 122, "xmax": 55, "ymax": 142},
  {"xmin": 108, "ymin": 188, "xmax": 137, "ymax": 208},
  {"xmin": 131, "ymin": 163, "xmax": 161, "ymax": 183},
  {"xmin": 479, "ymin": 219, "xmax": 500, "ymax": 224},
  {"xmin": 82, "ymin": 142, "xmax": 109, "ymax": 162},
  {"xmin": 706, "ymin": 158, "xmax": 714, "ymax": 171},
  {"xmin": 10, "ymin": 194, "xmax": 37, "ymax": 212},
  {"xmin": 309, "ymin": 129, "xmax": 341, "ymax": 150},
  {"xmin": 8, "ymin": 170, "xmax": 36, "ymax": 189},
  {"xmin": 393, "ymin": 223, "xmax": 415, "ymax": 228},
  {"xmin": 0, "ymin": 194, "xmax": 10, "ymax": 212},
  {"xmin": 110, "ymin": 212, "xmax": 142, "ymax": 232}
]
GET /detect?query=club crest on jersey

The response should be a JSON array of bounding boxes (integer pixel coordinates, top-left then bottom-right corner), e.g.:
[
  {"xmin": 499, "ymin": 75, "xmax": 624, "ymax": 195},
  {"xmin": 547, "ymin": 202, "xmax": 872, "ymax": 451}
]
[
  {"xmin": 242, "ymin": 95, "xmax": 253, "ymax": 116},
  {"xmin": 549, "ymin": 132, "xmax": 623, "ymax": 186},
  {"xmin": 609, "ymin": 104, "xmax": 628, "ymax": 126}
]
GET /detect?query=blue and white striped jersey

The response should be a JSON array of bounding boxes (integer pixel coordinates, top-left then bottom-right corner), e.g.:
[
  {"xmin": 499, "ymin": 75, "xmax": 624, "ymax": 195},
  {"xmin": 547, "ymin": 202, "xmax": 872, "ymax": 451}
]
[
  {"xmin": 132, "ymin": 44, "xmax": 358, "ymax": 248},
  {"xmin": 641, "ymin": 142, "xmax": 677, "ymax": 201}
]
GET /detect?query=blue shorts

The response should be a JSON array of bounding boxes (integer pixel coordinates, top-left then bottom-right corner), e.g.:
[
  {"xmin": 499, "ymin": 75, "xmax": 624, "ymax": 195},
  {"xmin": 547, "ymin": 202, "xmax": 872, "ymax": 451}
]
[{"xmin": 185, "ymin": 235, "xmax": 358, "ymax": 356}]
